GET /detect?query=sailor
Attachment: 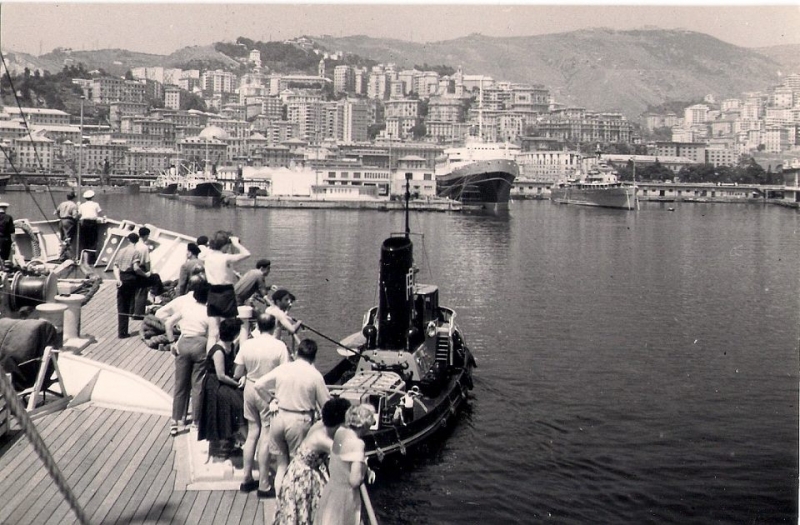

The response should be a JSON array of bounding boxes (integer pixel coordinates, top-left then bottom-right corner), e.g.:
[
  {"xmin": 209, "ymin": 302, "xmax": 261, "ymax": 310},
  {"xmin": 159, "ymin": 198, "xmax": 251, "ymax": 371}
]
[
  {"xmin": 78, "ymin": 189, "xmax": 104, "ymax": 262},
  {"xmin": 0, "ymin": 202, "xmax": 14, "ymax": 262}
]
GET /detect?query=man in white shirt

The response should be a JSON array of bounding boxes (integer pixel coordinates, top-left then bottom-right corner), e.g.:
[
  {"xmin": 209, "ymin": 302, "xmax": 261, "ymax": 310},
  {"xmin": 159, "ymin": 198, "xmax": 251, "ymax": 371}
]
[
  {"xmin": 254, "ymin": 338, "xmax": 331, "ymax": 495},
  {"xmin": 234, "ymin": 314, "xmax": 290, "ymax": 496},
  {"xmin": 133, "ymin": 226, "xmax": 164, "ymax": 319},
  {"xmin": 78, "ymin": 189, "xmax": 104, "ymax": 263}
]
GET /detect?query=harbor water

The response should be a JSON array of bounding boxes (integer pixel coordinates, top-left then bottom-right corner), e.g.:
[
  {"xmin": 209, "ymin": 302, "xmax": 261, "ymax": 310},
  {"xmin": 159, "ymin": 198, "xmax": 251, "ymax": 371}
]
[{"xmin": 8, "ymin": 192, "xmax": 800, "ymax": 524}]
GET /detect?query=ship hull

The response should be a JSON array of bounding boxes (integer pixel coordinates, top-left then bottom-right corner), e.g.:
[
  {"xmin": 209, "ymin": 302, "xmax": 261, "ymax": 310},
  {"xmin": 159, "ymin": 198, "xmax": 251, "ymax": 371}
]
[
  {"xmin": 324, "ymin": 349, "xmax": 475, "ymax": 459},
  {"xmin": 551, "ymin": 185, "xmax": 637, "ymax": 210},
  {"xmin": 176, "ymin": 182, "xmax": 224, "ymax": 207},
  {"xmin": 157, "ymin": 183, "xmax": 178, "ymax": 199},
  {"xmin": 437, "ymin": 159, "xmax": 518, "ymax": 211}
]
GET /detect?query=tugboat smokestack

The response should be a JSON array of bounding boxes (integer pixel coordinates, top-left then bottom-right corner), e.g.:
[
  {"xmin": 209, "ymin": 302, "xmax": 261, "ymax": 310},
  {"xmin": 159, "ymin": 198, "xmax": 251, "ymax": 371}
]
[{"xmin": 377, "ymin": 236, "xmax": 413, "ymax": 350}]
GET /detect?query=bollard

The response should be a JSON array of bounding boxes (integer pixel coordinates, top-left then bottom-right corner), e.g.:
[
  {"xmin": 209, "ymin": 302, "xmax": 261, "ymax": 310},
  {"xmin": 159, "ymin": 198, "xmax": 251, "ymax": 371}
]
[
  {"xmin": 55, "ymin": 294, "xmax": 85, "ymax": 342},
  {"xmin": 238, "ymin": 305, "xmax": 254, "ymax": 341},
  {"xmin": 35, "ymin": 303, "xmax": 68, "ymax": 348}
]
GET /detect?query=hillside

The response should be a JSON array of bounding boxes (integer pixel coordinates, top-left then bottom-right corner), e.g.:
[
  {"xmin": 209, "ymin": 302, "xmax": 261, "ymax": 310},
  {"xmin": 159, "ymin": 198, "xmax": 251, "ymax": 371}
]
[
  {"xmin": 312, "ymin": 29, "xmax": 788, "ymax": 118},
  {"xmin": 754, "ymin": 44, "xmax": 800, "ymax": 76}
]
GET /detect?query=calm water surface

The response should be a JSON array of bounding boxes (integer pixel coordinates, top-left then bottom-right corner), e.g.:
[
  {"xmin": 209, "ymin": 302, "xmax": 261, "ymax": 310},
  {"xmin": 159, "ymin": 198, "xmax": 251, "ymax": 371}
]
[{"xmin": 10, "ymin": 192, "xmax": 800, "ymax": 524}]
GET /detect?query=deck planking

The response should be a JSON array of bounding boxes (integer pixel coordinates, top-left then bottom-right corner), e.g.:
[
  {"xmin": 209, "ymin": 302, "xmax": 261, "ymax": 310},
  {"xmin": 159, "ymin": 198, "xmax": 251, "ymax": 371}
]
[{"xmin": 0, "ymin": 281, "xmax": 268, "ymax": 524}]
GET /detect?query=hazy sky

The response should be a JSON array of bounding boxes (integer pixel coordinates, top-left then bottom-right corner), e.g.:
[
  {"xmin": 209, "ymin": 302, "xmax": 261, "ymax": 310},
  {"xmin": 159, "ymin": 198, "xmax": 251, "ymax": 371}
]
[{"xmin": 1, "ymin": 3, "xmax": 799, "ymax": 56}]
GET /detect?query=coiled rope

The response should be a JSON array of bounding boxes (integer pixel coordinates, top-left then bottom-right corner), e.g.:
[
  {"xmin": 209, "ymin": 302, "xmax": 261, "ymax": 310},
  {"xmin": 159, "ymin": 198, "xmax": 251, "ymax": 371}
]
[{"xmin": 0, "ymin": 371, "xmax": 90, "ymax": 525}]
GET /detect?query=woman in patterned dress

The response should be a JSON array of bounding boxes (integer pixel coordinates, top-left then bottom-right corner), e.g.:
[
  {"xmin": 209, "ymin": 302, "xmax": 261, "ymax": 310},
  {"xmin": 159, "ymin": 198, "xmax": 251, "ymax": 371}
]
[
  {"xmin": 273, "ymin": 397, "xmax": 352, "ymax": 525},
  {"xmin": 313, "ymin": 404, "xmax": 377, "ymax": 525}
]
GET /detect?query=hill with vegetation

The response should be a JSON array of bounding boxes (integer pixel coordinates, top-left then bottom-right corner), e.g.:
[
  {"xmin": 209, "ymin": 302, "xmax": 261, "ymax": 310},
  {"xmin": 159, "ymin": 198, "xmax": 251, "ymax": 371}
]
[{"xmin": 312, "ymin": 29, "xmax": 788, "ymax": 119}]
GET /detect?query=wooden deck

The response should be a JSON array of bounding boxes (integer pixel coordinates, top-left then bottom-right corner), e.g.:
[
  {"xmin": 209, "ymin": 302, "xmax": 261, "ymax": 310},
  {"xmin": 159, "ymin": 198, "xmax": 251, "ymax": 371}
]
[{"xmin": 0, "ymin": 282, "xmax": 271, "ymax": 524}]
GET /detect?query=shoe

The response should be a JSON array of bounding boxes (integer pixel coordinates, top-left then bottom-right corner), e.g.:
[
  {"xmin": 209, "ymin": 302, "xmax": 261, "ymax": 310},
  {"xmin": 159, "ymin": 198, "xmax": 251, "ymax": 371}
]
[
  {"xmin": 257, "ymin": 487, "xmax": 275, "ymax": 499},
  {"xmin": 119, "ymin": 333, "xmax": 130, "ymax": 339},
  {"xmin": 169, "ymin": 424, "xmax": 179, "ymax": 437},
  {"xmin": 239, "ymin": 480, "xmax": 259, "ymax": 493}
]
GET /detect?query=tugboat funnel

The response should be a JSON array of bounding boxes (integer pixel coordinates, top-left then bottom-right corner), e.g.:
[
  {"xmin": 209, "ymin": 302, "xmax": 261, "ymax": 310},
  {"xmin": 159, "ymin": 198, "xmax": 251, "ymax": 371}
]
[{"xmin": 377, "ymin": 236, "xmax": 413, "ymax": 350}]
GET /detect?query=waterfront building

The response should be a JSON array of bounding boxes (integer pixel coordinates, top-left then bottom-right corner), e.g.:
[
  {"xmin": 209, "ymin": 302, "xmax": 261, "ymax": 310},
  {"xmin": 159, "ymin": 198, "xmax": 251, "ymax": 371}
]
[
  {"xmin": 120, "ymin": 117, "xmax": 176, "ymax": 146},
  {"xmin": 705, "ymin": 145, "xmax": 738, "ymax": 167},
  {"xmin": 391, "ymin": 155, "xmax": 436, "ymax": 197}
]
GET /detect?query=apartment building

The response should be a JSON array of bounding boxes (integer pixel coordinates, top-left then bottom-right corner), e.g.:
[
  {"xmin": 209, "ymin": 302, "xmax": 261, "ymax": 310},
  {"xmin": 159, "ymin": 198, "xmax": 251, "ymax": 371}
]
[
  {"xmin": 14, "ymin": 133, "xmax": 55, "ymax": 171},
  {"xmin": 334, "ymin": 65, "xmax": 355, "ymax": 94},
  {"xmin": 3, "ymin": 107, "xmax": 71, "ymax": 126},
  {"xmin": 84, "ymin": 77, "xmax": 147, "ymax": 105},
  {"xmin": 201, "ymin": 70, "xmax": 237, "ymax": 94}
]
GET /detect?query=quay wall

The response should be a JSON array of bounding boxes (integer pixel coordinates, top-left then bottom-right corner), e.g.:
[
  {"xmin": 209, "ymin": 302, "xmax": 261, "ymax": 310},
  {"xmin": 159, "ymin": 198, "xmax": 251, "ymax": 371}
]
[{"xmin": 231, "ymin": 196, "xmax": 461, "ymax": 212}]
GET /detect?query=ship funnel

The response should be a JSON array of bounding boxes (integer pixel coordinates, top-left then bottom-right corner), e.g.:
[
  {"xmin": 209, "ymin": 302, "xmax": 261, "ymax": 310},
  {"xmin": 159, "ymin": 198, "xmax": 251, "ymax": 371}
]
[{"xmin": 377, "ymin": 236, "xmax": 413, "ymax": 350}]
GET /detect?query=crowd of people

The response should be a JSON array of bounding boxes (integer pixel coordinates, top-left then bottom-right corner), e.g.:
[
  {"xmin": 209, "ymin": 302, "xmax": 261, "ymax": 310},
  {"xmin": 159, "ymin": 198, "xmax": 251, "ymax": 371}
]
[{"xmin": 125, "ymin": 228, "xmax": 374, "ymax": 525}]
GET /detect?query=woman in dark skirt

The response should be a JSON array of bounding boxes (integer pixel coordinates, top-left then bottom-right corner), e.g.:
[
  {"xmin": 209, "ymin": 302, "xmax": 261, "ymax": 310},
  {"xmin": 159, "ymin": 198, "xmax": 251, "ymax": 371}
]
[{"xmin": 198, "ymin": 317, "xmax": 246, "ymax": 458}]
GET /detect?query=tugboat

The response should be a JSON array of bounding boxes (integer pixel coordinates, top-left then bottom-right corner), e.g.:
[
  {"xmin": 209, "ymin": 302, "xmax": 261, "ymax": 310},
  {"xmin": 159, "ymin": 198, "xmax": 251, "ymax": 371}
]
[{"xmin": 323, "ymin": 174, "xmax": 476, "ymax": 460}]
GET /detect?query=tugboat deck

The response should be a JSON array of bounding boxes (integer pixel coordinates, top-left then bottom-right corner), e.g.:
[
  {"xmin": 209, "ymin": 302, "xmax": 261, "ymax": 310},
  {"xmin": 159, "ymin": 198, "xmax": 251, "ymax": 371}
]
[{"xmin": 0, "ymin": 282, "xmax": 273, "ymax": 524}]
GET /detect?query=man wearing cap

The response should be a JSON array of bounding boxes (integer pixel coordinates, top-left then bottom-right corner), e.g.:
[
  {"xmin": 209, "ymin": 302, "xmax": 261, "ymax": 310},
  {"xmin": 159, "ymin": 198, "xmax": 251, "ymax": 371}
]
[
  {"xmin": 54, "ymin": 192, "xmax": 78, "ymax": 245},
  {"xmin": 78, "ymin": 190, "xmax": 104, "ymax": 263},
  {"xmin": 0, "ymin": 202, "xmax": 14, "ymax": 262}
]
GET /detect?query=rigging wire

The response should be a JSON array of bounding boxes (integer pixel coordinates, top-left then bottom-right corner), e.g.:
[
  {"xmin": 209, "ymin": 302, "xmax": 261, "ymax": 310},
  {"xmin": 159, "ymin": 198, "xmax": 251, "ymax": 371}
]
[
  {"xmin": 0, "ymin": 51, "xmax": 59, "ymax": 211},
  {"xmin": 0, "ymin": 50, "xmax": 62, "ymax": 230}
]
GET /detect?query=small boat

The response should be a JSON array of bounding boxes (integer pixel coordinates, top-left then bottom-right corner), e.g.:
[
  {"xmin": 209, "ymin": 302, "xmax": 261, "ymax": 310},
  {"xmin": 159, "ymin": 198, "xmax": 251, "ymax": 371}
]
[
  {"xmin": 435, "ymin": 138, "xmax": 519, "ymax": 212},
  {"xmin": 323, "ymin": 176, "xmax": 476, "ymax": 459},
  {"xmin": 551, "ymin": 149, "xmax": 637, "ymax": 210},
  {"xmin": 156, "ymin": 162, "xmax": 223, "ymax": 207}
]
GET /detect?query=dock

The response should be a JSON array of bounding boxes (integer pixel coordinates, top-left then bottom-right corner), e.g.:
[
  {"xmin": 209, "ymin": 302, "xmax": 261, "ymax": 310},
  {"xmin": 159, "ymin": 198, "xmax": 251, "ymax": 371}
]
[{"xmin": 0, "ymin": 282, "xmax": 275, "ymax": 524}]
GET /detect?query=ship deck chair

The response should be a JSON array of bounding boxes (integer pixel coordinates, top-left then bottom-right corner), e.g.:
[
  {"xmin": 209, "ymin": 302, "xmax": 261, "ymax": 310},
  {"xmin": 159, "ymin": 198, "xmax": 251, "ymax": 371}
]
[{"xmin": 0, "ymin": 318, "xmax": 67, "ymax": 413}]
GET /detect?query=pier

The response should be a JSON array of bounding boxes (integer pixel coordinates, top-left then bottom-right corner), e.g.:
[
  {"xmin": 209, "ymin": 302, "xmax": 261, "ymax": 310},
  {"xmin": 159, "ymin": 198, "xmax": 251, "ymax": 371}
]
[{"xmin": 0, "ymin": 282, "xmax": 274, "ymax": 524}]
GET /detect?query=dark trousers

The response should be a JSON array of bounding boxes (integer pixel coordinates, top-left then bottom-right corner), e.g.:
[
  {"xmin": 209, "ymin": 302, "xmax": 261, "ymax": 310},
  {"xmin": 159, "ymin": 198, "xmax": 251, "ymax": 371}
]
[
  {"xmin": 0, "ymin": 237, "xmax": 11, "ymax": 261},
  {"xmin": 172, "ymin": 335, "xmax": 207, "ymax": 423},
  {"xmin": 116, "ymin": 272, "xmax": 138, "ymax": 337},
  {"xmin": 79, "ymin": 219, "xmax": 99, "ymax": 263},
  {"xmin": 134, "ymin": 273, "xmax": 164, "ymax": 319},
  {"xmin": 59, "ymin": 218, "xmax": 76, "ymax": 242}
]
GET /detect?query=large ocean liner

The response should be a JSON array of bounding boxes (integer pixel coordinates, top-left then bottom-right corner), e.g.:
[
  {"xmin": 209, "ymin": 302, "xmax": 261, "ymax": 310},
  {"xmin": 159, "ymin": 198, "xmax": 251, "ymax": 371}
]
[
  {"xmin": 155, "ymin": 161, "xmax": 224, "ymax": 207},
  {"xmin": 435, "ymin": 139, "xmax": 519, "ymax": 212}
]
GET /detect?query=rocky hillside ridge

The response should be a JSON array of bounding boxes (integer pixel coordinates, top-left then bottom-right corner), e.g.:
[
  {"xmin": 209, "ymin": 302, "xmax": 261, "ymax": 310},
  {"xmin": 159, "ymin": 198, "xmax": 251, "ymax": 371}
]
[
  {"xmin": 312, "ymin": 29, "xmax": 793, "ymax": 118},
  {"xmin": 2, "ymin": 29, "xmax": 798, "ymax": 120}
]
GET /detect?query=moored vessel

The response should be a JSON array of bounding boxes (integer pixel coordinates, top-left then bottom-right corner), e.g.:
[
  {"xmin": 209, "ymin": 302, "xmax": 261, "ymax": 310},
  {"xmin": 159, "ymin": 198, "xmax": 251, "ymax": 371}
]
[
  {"xmin": 435, "ymin": 139, "xmax": 519, "ymax": 212},
  {"xmin": 322, "ymin": 175, "xmax": 476, "ymax": 459},
  {"xmin": 551, "ymin": 150, "xmax": 638, "ymax": 210},
  {"xmin": 156, "ymin": 162, "xmax": 223, "ymax": 207}
]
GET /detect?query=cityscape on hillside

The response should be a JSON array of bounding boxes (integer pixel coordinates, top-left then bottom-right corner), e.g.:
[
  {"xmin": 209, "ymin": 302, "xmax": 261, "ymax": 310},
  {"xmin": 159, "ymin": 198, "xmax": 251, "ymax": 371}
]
[{"xmin": 1, "ymin": 35, "xmax": 799, "ymax": 196}]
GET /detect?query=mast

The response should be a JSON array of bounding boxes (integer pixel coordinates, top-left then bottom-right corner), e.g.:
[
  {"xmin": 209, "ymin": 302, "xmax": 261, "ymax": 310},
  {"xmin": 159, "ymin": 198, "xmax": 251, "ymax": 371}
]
[{"xmin": 404, "ymin": 172, "xmax": 411, "ymax": 239}]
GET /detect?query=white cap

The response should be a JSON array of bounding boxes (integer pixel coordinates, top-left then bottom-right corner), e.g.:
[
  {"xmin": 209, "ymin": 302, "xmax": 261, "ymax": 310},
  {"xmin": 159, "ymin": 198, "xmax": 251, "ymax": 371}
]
[
  {"xmin": 0, "ymin": 202, "xmax": 9, "ymax": 208},
  {"xmin": 83, "ymin": 190, "xmax": 95, "ymax": 199}
]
